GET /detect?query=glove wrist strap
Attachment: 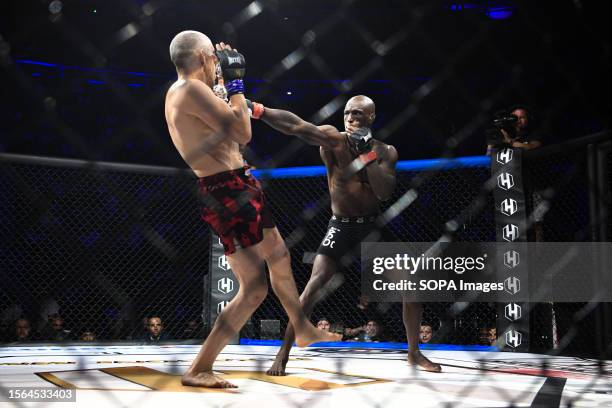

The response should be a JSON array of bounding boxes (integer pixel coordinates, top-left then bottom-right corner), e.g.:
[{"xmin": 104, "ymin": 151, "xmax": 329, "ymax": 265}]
[
  {"xmin": 226, "ymin": 79, "xmax": 245, "ymax": 97},
  {"xmin": 359, "ymin": 151, "xmax": 377, "ymax": 165},
  {"xmin": 251, "ymin": 102, "xmax": 264, "ymax": 119}
]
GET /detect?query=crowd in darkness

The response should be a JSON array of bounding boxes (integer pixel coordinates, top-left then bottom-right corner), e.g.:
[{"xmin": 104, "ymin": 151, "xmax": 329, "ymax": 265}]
[
  {"xmin": 0, "ymin": 297, "xmax": 205, "ymax": 343},
  {"xmin": 1, "ymin": 297, "xmax": 498, "ymax": 346},
  {"xmin": 0, "ymin": 309, "xmax": 205, "ymax": 344},
  {"xmin": 311, "ymin": 296, "xmax": 498, "ymax": 346}
]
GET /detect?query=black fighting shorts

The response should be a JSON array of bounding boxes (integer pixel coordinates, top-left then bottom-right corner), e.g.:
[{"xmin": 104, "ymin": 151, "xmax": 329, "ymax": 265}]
[{"xmin": 316, "ymin": 214, "xmax": 396, "ymax": 262}]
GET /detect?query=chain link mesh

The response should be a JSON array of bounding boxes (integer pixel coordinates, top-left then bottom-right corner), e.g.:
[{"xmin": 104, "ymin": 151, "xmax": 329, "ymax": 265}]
[
  {"xmin": 1, "ymin": 1, "xmax": 611, "ymax": 405},
  {"xmin": 252, "ymin": 166, "xmax": 496, "ymax": 345},
  {"xmin": 2, "ymin": 147, "xmax": 605, "ymax": 354},
  {"xmin": 0, "ymin": 160, "xmax": 208, "ymax": 342}
]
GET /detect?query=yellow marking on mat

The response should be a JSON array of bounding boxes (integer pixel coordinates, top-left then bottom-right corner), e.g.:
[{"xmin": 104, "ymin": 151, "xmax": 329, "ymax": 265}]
[
  {"xmin": 36, "ymin": 371, "xmax": 77, "ymax": 389},
  {"xmin": 35, "ymin": 366, "xmax": 389, "ymax": 393},
  {"xmin": 101, "ymin": 367, "xmax": 236, "ymax": 393}
]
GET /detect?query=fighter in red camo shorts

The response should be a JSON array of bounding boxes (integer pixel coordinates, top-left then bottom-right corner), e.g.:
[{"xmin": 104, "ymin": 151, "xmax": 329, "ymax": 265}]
[{"xmin": 198, "ymin": 166, "xmax": 274, "ymax": 255}]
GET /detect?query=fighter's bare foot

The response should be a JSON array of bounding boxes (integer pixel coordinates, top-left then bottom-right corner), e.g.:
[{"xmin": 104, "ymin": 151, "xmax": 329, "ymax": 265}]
[
  {"xmin": 408, "ymin": 351, "xmax": 442, "ymax": 373},
  {"xmin": 295, "ymin": 326, "xmax": 342, "ymax": 347},
  {"xmin": 182, "ymin": 371, "xmax": 237, "ymax": 388},
  {"xmin": 266, "ymin": 357, "xmax": 288, "ymax": 376}
]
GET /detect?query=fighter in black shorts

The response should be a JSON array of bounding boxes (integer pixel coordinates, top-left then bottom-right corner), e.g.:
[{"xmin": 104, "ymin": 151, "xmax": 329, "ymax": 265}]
[{"xmin": 246, "ymin": 95, "xmax": 442, "ymax": 375}]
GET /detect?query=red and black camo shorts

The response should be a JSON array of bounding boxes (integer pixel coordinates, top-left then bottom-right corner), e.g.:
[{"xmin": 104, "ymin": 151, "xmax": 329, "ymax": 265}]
[{"xmin": 198, "ymin": 167, "xmax": 275, "ymax": 255}]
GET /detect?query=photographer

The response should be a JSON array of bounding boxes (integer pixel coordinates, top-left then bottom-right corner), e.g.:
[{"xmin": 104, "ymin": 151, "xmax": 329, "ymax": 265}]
[{"xmin": 486, "ymin": 105, "xmax": 542, "ymax": 155}]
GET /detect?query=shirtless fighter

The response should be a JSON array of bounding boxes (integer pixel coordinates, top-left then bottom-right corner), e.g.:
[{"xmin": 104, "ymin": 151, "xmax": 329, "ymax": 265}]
[
  {"xmin": 164, "ymin": 31, "xmax": 339, "ymax": 388},
  {"xmin": 245, "ymin": 95, "xmax": 441, "ymax": 375}
]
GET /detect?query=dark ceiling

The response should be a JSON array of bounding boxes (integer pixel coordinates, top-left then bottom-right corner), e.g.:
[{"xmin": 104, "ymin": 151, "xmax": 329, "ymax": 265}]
[{"xmin": 1, "ymin": 0, "xmax": 610, "ymax": 166}]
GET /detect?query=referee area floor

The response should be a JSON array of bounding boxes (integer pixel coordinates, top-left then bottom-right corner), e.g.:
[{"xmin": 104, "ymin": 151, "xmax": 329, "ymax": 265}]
[{"xmin": 0, "ymin": 343, "xmax": 610, "ymax": 407}]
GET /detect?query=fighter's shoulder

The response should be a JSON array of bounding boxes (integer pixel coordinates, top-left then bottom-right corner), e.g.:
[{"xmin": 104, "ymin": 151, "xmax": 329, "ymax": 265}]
[
  {"xmin": 373, "ymin": 140, "xmax": 398, "ymax": 160},
  {"xmin": 317, "ymin": 125, "xmax": 343, "ymax": 137},
  {"xmin": 316, "ymin": 126, "xmax": 344, "ymax": 150},
  {"xmin": 319, "ymin": 132, "xmax": 343, "ymax": 156},
  {"xmin": 171, "ymin": 79, "xmax": 212, "ymax": 101}
]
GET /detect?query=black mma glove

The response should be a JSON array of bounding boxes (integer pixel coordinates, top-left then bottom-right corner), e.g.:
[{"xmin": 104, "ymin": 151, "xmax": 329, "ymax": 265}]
[
  {"xmin": 215, "ymin": 49, "xmax": 246, "ymax": 81},
  {"xmin": 349, "ymin": 127, "xmax": 377, "ymax": 165},
  {"xmin": 349, "ymin": 127, "xmax": 374, "ymax": 154}
]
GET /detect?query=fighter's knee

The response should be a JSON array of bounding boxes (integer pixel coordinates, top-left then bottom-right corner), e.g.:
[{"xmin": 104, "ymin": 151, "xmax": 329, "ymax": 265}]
[
  {"xmin": 245, "ymin": 283, "xmax": 268, "ymax": 307},
  {"xmin": 299, "ymin": 291, "xmax": 312, "ymax": 306},
  {"xmin": 310, "ymin": 267, "xmax": 333, "ymax": 283},
  {"xmin": 266, "ymin": 241, "xmax": 290, "ymax": 264}
]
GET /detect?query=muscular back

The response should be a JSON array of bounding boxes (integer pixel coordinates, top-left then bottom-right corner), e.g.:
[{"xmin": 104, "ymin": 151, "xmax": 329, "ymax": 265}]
[
  {"xmin": 165, "ymin": 80, "xmax": 246, "ymax": 177},
  {"xmin": 321, "ymin": 133, "xmax": 392, "ymax": 216}
]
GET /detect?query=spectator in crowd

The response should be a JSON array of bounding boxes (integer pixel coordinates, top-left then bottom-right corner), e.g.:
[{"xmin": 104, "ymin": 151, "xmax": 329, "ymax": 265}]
[
  {"xmin": 1, "ymin": 305, "xmax": 23, "ymax": 337},
  {"xmin": 420, "ymin": 324, "xmax": 434, "ymax": 344},
  {"xmin": 356, "ymin": 295, "xmax": 369, "ymax": 311},
  {"xmin": 346, "ymin": 320, "xmax": 383, "ymax": 342},
  {"xmin": 478, "ymin": 326, "xmax": 497, "ymax": 346},
  {"xmin": 2, "ymin": 305, "xmax": 26, "ymax": 342},
  {"xmin": 36, "ymin": 297, "xmax": 60, "ymax": 333},
  {"xmin": 11, "ymin": 318, "xmax": 36, "ymax": 342},
  {"xmin": 126, "ymin": 316, "xmax": 151, "ymax": 341},
  {"xmin": 140, "ymin": 316, "xmax": 169, "ymax": 342},
  {"xmin": 181, "ymin": 319, "xmax": 203, "ymax": 339},
  {"xmin": 80, "ymin": 331, "xmax": 96, "ymax": 341},
  {"xmin": 329, "ymin": 321, "xmax": 345, "ymax": 340},
  {"xmin": 40, "ymin": 314, "xmax": 72, "ymax": 341},
  {"xmin": 316, "ymin": 317, "xmax": 330, "ymax": 331}
]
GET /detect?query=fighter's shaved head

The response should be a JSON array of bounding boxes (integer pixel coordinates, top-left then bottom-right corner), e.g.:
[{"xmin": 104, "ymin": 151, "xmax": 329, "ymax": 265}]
[
  {"xmin": 169, "ymin": 30, "xmax": 214, "ymax": 72},
  {"xmin": 346, "ymin": 95, "xmax": 375, "ymax": 115},
  {"xmin": 344, "ymin": 95, "xmax": 376, "ymax": 129}
]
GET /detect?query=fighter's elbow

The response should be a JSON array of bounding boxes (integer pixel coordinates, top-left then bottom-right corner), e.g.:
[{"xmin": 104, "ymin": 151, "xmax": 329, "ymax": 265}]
[
  {"xmin": 377, "ymin": 192, "xmax": 392, "ymax": 202},
  {"xmin": 222, "ymin": 127, "xmax": 250, "ymax": 144},
  {"xmin": 235, "ymin": 134, "xmax": 252, "ymax": 144},
  {"xmin": 376, "ymin": 184, "xmax": 396, "ymax": 202},
  {"xmin": 223, "ymin": 117, "xmax": 251, "ymax": 144},
  {"xmin": 232, "ymin": 128, "xmax": 252, "ymax": 144}
]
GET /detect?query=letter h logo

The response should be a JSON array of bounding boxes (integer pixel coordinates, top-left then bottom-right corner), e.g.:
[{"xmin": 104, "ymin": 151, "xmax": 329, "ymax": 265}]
[{"xmin": 496, "ymin": 148, "xmax": 513, "ymax": 164}]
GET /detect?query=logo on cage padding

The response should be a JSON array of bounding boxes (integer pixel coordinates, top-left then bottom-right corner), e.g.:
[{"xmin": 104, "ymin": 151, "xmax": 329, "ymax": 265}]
[
  {"xmin": 218, "ymin": 277, "xmax": 234, "ymax": 294},
  {"xmin": 496, "ymin": 148, "xmax": 513, "ymax": 164},
  {"xmin": 497, "ymin": 172, "xmax": 514, "ymax": 190},
  {"xmin": 500, "ymin": 198, "xmax": 518, "ymax": 216},
  {"xmin": 503, "ymin": 250, "xmax": 520, "ymax": 268},
  {"xmin": 218, "ymin": 255, "xmax": 231, "ymax": 271},
  {"xmin": 502, "ymin": 224, "xmax": 519, "ymax": 242},
  {"xmin": 505, "ymin": 303, "xmax": 522, "ymax": 321},
  {"xmin": 505, "ymin": 330, "xmax": 522, "ymax": 348}
]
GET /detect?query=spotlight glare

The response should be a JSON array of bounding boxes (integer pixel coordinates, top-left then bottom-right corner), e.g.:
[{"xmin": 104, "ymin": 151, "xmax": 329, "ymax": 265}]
[{"xmin": 48, "ymin": 0, "xmax": 63, "ymax": 15}]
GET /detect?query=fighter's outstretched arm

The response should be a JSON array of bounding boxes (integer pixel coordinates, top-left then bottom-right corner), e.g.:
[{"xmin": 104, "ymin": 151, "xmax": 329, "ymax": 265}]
[{"xmin": 248, "ymin": 101, "xmax": 343, "ymax": 148}]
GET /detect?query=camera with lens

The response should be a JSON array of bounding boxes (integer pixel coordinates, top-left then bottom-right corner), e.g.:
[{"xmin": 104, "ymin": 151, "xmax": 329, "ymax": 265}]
[{"xmin": 485, "ymin": 110, "xmax": 518, "ymax": 147}]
